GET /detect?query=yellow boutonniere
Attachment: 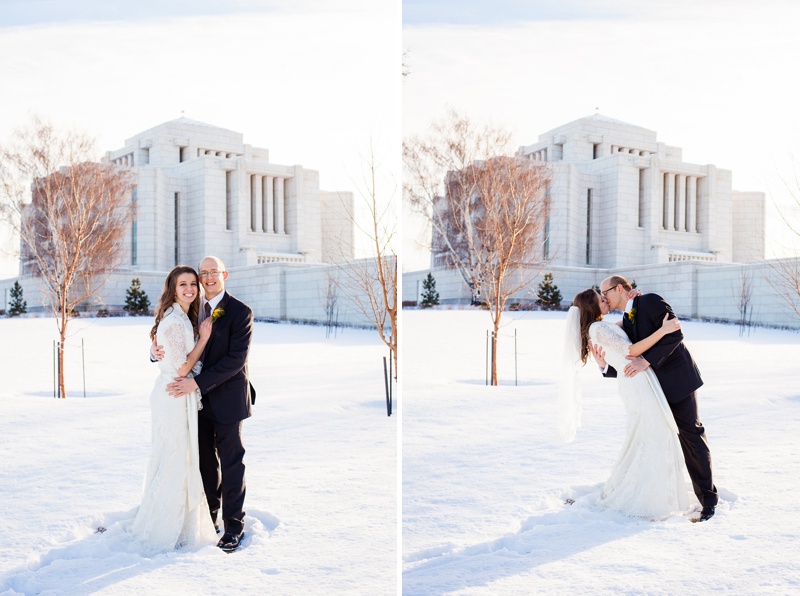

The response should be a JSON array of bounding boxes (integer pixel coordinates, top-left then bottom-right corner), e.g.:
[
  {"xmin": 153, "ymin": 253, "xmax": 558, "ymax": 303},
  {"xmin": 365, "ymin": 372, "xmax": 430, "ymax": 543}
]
[
  {"xmin": 211, "ymin": 307, "xmax": 225, "ymax": 323},
  {"xmin": 627, "ymin": 308, "xmax": 636, "ymax": 324}
]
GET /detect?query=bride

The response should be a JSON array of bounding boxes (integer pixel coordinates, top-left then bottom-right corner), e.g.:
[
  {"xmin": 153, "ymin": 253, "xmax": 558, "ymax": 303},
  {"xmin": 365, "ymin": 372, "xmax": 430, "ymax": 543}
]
[
  {"xmin": 130, "ymin": 266, "xmax": 218, "ymax": 550},
  {"xmin": 558, "ymin": 288, "xmax": 689, "ymax": 519}
]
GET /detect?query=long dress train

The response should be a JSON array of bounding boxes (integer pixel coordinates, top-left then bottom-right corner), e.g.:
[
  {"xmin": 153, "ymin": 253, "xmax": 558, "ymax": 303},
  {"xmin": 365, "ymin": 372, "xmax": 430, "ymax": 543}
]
[
  {"xmin": 130, "ymin": 304, "xmax": 218, "ymax": 551},
  {"xmin": 589, "ymin": 321, "xmax": 690, "ymax": 518}
]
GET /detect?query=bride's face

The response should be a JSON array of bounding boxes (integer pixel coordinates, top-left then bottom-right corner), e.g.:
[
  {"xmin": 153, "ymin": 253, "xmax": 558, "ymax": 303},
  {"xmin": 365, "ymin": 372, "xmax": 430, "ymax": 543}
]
[
  {"xmin": 174, "ymin": 273, "xmax": 199, "ymax": 309},
  {"xmin": 596, "ymin": 291, "xmax": 610, "ymax": 315}
]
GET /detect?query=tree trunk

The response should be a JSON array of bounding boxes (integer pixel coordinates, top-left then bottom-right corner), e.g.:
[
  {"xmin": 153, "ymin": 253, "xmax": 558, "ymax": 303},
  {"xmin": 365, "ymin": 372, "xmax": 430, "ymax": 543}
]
[
  {"xmin": 59, "ymin": 310, "xmax": 67, "ymax": 398},
  {"xmin": 491, "ymin": 320, "xmax": 500, "ymax": 386}
]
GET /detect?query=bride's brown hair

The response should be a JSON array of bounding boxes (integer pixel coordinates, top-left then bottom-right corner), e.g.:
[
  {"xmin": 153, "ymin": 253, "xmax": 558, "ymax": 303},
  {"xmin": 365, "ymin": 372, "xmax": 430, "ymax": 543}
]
[
  {"xmin": 573, "ymin": 288, "xmax": 603, "ymax": 364},
  {"xmin": 149, "ymin": 266, "xmax": 201, "ymax": 341}
]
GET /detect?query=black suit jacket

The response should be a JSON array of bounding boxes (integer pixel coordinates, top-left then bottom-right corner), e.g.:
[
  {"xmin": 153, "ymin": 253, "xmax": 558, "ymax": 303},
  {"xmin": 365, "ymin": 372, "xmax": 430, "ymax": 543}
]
[
  {"xmin": 604, "ymin": 293, "xmax": 702, "ymax": 403},
  {"xmin": 194, "ymin": 291, "xmax": 255, "ymax": 423}
]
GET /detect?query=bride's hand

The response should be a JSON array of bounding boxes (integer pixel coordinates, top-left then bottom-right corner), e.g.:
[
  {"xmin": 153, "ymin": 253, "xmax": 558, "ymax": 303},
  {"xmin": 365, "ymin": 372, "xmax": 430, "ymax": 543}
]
[
  {"xmin": 626, "ymin": 288, "xmax": 643, "ymax": 301},
  {"xmin": 590, "ymin": 343, "xmax": 607, "ymax": 369},
  {"xmin": 660, "ymin": 313, "xmax": 681, "ymax": 334},
  {"xmin": 198, "ymin": 318, "xmax": 213, "ymax": 342}
]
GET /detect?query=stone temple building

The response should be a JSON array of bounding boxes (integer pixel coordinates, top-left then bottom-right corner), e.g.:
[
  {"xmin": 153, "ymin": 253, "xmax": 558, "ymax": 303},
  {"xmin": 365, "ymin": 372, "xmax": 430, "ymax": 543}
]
[
  {"xmin": 515, "ymin": 114, "xmax": 765, "ymax": 268},
  {"xmin": 407, "ymin": 115, "xmax": 798, "ymax": 328},
  {"xmin": 107, "ymin": 117, "xmax": 353, "ymax": 271}
]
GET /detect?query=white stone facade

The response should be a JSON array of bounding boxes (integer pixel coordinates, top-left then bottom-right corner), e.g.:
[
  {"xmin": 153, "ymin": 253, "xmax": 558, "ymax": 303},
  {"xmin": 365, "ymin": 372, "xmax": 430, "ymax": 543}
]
[
  {"xmin": 107, "ymin": 117, "xmax": 354, "ymax": 271},
  {"xmin": 513, "ymin": 114, "xmax": 765, "ymax": 269},
  {"xmin": 320, "ymin": 190, "xmax": 356, "ymax": 264}
]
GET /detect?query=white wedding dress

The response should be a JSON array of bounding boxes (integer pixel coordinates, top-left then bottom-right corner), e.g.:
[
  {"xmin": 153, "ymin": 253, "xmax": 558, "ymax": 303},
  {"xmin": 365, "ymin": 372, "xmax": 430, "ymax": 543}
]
[
  {"xmin": 130, "ymin": 304, "xmax": 218, "ymax": 551},
  {"xmin": 588, "ymin": 321, "xmax": 690, "ymax": 518}
]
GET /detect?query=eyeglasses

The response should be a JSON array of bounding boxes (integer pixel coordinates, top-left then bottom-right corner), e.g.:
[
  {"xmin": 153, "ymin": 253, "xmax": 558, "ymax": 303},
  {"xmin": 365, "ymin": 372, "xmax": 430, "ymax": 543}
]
[
  {"xmin": 600, "ymin": 284, "xmax": 619, "ymax": 298},
  {"xmin": 198, "ymin": 270, "xmax": 225, "ymax": 278}
]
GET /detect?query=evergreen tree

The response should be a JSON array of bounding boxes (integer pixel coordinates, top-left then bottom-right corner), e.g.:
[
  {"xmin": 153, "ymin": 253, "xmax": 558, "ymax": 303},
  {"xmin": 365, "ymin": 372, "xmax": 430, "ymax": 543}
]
[
  {"xmin": 124, "ymin": 278, "xmax": 151, "ymax": 316},
  {"xmin": 536, "ymin": 273, "xmax": 563, "ymax": 310},
  {"xmin": 8, "ymin": 281, "xmax": 27, "ymax": 317},
  {"xmin": 420, "ymin": 272, "xmax": 440, "ymax": 308}
]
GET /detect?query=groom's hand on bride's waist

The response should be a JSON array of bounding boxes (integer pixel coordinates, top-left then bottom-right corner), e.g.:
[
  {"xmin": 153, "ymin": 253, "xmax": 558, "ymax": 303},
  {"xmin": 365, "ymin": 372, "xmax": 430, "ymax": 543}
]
[
  {"xmin": 623, "ymin": 356, "xmax": 650, "ymax": 377},
  {"xmin": 150, "ymin": 342, "xmax": 165, "ymax": 362},
  {"xmin": 167, "ymin": 377, "xmax": 198, "ymax": 397}
]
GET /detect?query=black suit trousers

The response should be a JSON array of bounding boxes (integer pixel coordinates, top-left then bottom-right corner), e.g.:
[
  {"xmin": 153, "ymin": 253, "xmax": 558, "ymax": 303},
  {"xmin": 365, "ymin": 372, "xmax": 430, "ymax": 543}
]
[
  {"xmin": 669, "ymin": 391, "xmax": 718, "ymax": 508},
  {"xmin": 198, "ymin": 406, "xmax": 247, "ymax": 535}
]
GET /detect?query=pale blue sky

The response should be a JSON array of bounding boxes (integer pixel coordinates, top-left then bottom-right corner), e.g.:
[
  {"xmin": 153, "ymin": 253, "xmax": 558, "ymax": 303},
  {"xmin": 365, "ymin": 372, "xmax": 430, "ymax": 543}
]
[
  {"xmin": 0, "ymin": 0, "xmax": 348, "ymax": 27},
  {"xmin": 402, "ymin": 0, "xmax": 642, "ymax": 25}
]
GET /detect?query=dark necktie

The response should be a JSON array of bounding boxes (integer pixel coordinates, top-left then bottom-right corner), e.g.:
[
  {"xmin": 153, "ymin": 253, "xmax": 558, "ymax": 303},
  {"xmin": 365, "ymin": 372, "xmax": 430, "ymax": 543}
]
[
  {"xmin": 623, "ymin": 303, "xmax": 637, "ymax": 341},
  {"xmin": 204, "ymin": 302, "xmax": 211, "ymax": 320}
]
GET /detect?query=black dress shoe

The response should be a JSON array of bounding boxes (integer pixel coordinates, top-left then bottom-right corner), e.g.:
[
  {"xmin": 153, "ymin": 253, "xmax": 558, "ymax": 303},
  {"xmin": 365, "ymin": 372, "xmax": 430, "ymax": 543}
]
[
  {"xmin": 698, "ymin": 506, "xmax": 715, "ymax": 522},
  {"xmin": 217, "ymin": 531, "xmax": 244, "ymax": 552}
]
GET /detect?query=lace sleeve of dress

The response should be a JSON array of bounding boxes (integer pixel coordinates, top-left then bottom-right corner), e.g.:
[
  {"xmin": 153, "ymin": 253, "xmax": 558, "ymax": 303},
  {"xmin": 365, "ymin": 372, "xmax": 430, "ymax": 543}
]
[
  {"xmin": 590, "ymin": 322, "xmax": 631, "ymax": 359},
  {"xmin": 163, "ymin": 316, "xmax": 189, "ymax": 370}
]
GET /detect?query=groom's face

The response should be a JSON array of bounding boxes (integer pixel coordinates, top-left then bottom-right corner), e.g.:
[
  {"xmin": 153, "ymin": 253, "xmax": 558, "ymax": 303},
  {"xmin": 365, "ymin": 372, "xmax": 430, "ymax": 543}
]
[
  {"xmin": 199, "ymin": 257, "xmax": 227, "ymax": 300},
  {"xmin": 600, "ymin": 279, "xmax": 625, "ymax": 311}
]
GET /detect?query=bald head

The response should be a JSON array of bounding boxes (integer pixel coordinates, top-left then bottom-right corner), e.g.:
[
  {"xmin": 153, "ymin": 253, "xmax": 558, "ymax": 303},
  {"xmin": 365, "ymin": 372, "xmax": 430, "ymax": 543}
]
[{"xmin": 198, "ymin": 255, "xmax": 228, "ymax": 300}]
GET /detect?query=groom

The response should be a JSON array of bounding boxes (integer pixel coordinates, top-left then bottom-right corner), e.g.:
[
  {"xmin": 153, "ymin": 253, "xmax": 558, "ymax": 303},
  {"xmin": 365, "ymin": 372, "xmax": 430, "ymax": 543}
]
[
  {"xmin": 594, "ymin": 275, "xmax": 718, "ymax": 522},
  {"xmin": 163, "ymin": 255, "xmax": 256, "ymax": 551}
]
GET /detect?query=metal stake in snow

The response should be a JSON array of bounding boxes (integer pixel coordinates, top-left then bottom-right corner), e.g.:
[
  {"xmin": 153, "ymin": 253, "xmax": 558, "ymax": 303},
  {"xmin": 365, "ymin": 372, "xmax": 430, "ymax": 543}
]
[
  {"xmin": 82, "ymin": 338, "xmax": 86, "ymax": 398},
  {"xmin": 485, "ymin": 330, "xmax": 489, "ymax": 386},
  {"xmin": 52, "ymin": 339, "xmax": 87, "ymax": 398},
  {"xmin": 514, "ymin": 328, "xmax": 518, "ymax": 387},
  {"xmin": 383, "ymin": 355, "xmax": 392, "ymax": 416},
  {"xmin": 52, "ymin": 341, "xmax": 57, "ymax": 399}
]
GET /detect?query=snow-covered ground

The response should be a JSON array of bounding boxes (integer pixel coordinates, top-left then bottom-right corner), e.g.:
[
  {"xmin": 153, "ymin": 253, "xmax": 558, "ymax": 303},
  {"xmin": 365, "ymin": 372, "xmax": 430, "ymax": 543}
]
[
  {"xmin": 0, "ymin": 317, "xmax": 396, "ymax": 595},
  {"xmin": 4, "ymin": 308, "xmax": 799, "ymax": 594},
  {"xmin": 402, "ymin": 309, "xmax": 800, "ymax": 595}
]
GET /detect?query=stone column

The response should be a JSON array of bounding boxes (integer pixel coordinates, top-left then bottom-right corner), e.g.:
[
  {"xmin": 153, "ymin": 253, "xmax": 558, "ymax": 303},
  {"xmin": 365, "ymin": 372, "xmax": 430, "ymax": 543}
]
[
  {"xmin": 275, "ymin": 177, "xmax": 285, "ymax": 234},
  {"xmin": 664, "ymin": 173, "xmax": 675, "ymax": 230},
  {"xmin": 700, "ymin": 167, "xmax": 716, "ymax": 251},
  {"xmin": 253, "ymin": 175, "xmax": 263, "ymax": 232},
  {"xmin": 249, "ymin": 175, "xmax": 256, "ymax": 232},
  {"xmin": 646, "ymin": 158, "xmax": 661, "ymax": 263},
  {"xmin": 687, "ymin": 175, "xmax": 697, "ymax": 232},
  {"xmin": 676, "ymin": 174, "xmax": 686, "ymax": 231},
  {"xmin": 264, "ymin": 176, "xmax": 274, "ymax": 233}
]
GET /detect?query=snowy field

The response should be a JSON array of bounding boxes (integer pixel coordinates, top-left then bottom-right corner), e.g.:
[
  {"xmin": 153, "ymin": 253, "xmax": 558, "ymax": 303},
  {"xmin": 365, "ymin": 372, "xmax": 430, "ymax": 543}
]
[
  {"xmin": 402, "ymin": 309, "xmax": 800, "ymax": 595},
  {"xmin": 0, "ymin": 317, "xmax": 396, "ymax": 595}
]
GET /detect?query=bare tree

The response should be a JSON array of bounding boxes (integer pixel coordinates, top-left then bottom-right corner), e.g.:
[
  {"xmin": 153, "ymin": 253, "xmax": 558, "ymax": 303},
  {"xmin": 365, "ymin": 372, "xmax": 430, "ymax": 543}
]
[
  {"xmin": 322, "ymin": 270, "xmax": 340, "ymax": 339},
  {"xmin": 0, "ymin": 117, "xmax": 134, "ymax": 397},
  {"xmin": 737, "ymin": 269, "xmax": 754, "ymax": 337},
  {"xmin": 333, "ymin": 142, "xmax": 397, "ymax": 373},
  {"xmin": 766, "ymin": 167, "xmax": 800, "ymax": 319},
  {"xmin": 766, "ymin": 255, "xmax": 800, "ymax": 319},
  {"xmin": 404, "ymin": 109, "xmax": 551, "ymax": 385}
]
